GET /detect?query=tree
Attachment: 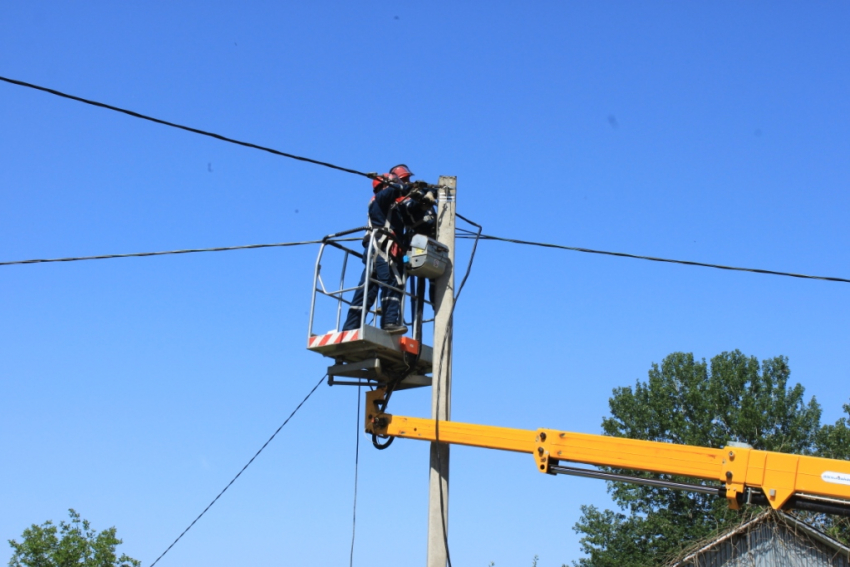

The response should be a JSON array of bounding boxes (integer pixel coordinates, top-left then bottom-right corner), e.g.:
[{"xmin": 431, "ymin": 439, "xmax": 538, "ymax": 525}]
[
  {"xmin": 8, "ymin": 509, "xmax": 140, "ymax": 567},
  {"xmin": 572, "ymin": 350, "xmax": 850, "ymax": 567},
  {"xmin": 816, "ymin": 401, "xmax": 850, "ymax": 461},
  {"xmin": 813, "ymin": 400, "xmax": 850, "ymax": 542}
]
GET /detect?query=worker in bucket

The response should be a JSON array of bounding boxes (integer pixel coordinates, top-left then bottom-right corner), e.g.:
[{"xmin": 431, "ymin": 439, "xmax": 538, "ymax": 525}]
[
  {"xmin": 342, "ymin": 172, "xmax": 409, "ymax": 334},
  {"xmin": 388, "ymin": 164, "xmax": 439, "ymax": 322},
  {"xmin": 390, "ymin": 164, "xmax": 437, "ymax": 238}
]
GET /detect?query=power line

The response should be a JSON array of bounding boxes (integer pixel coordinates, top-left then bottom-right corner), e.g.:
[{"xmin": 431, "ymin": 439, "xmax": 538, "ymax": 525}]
[
  {"xmin": 3, "ymin": 231, "xmax": 847, "ymax": 284},
  {"xmin": 456, "ymin": 230, "xmax": 850, "ymax": 284},
  {"xmin": 0, "ymin": 239, "xmax": 359, "ymax": 266},
  {"xmin": 148, "ymin": 374, "xmax": 326, "ymax": 567},
  {"xmin": 0, "ymin": 75, "xmax": 374, "ymax": 179},
  {"xmin": 349, "ymin": 386, "xmax": 361, "ymax": 567},
  {"xmin": 1, "ymin": 77, "xmax": 845, "ymax": 285}
]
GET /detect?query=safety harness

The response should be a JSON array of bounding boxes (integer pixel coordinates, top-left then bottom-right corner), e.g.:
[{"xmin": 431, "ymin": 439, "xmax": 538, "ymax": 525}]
[{"xmin": 365, "ymin": 193, "xmax": 409, "ymax": 286}]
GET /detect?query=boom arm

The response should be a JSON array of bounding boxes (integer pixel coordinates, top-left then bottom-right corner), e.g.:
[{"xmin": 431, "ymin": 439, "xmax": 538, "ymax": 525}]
[{"xmin": 366, "ymin": 388, "xmax": 850, "ymax": 516}]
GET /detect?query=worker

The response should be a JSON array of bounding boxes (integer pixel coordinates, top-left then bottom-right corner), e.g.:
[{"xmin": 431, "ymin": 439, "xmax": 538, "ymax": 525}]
[
  {"xmin": 342, "ymin": 172, "xmax": 409, "ymax": 334},
  {"xmin": 389, "ymin": 164, "xmax": 437, "ymax": 238},
  {"xmin": 387, "ymin": 164, "xmax": 439, "ymax": 329},
  {"xmin": 400, "ymin": 188, "xmax": 437, "ymax": 238}
]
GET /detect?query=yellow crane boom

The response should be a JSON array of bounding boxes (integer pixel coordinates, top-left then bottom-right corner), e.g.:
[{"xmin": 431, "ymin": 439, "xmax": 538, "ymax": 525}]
[{"xmin": 366, "ymin": 388, "xmax": 850, "ymax": 516}]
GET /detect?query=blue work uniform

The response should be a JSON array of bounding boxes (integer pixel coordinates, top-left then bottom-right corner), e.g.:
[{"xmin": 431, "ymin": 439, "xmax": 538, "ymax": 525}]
[{"xmin": 342, "ymin": 184, "xmax": 407, "ymax": 331}]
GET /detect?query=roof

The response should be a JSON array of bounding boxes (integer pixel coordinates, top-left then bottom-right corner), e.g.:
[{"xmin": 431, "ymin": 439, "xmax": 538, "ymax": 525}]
[{"xmin": 667, "ymin": 510, "xmax": 850, "ymax": 567}]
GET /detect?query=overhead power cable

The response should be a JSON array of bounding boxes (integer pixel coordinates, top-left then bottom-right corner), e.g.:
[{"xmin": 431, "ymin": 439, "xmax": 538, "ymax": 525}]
[
  {"xmin": 2, "ymin": 76, "xmax": 845, "ymax": 285},
  {"xmin": 0, "ymin": 75, "xmax": 374, "ymax": 179},
  {"xmin": 456, "ymin": 231, "xmax": 850, "ymax": 284},
  {"xmin": 349, "ymin": 387, "xmax": 361, "ymax": 567},
  {"xmin": 0, "ymin": 239, "xmax": 359, "ymax": 267},
  {"xmin": 148, "ymin": 374, "xmax": 326, "ymax": 567},
  {"xmin": 3, "ymin": 231, "xmax": 847, "ymax": 284}
]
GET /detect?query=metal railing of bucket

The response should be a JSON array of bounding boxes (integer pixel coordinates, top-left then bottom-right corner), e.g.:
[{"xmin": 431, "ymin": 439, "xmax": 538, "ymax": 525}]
[{"xmin": 307, "ymin": 227, "xmax": 435, "ymax": 343}]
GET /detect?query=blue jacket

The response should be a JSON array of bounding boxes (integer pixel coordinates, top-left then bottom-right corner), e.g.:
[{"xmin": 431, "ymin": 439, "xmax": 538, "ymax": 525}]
[
  {"xmin": 369, "ymin": 182, "xmax": 437, "ymax": 242},
  {"xmin": 369, "ymin": 183, "xmax": 406, "ymax": 235}
]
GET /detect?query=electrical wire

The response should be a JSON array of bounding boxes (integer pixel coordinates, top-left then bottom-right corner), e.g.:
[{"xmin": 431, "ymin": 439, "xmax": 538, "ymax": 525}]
[
  {"xmin": 1, "ymin": 77, "xmax": 846, "ymax": 285},
  {"xmin": 4, "ymin": 230, "xmax": 847, "ymax": 285},
  {"xmin": 349, "ymin": 386, "xmax": 361, "ymax": 567},
  {"xmin": 0, "ymin": 75, "xmax": 374, "ymax": 179},
  {"xmin": 456, "ymin": 231, "xmax": 850, "ymax": 284},
  {"xmin": 0, "ymin": 239, "xmax": 360, "ymax": 267},
  {"xmin": 454, "ymin": 215, "xmax": 484, "ymax": 303},
  {"xmin": 0, "ymin": 229, "xmax": 850, "ymax": 283},
  {"xmin": 148, "ymin": 374, "xmax": 327, "ymax": 567}
]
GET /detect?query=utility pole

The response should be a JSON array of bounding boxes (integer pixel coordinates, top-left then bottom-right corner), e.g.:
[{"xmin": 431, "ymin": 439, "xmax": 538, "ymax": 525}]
[{"xmin": 427, "ymin": 176, "xmax": 455, "ymax": 567}]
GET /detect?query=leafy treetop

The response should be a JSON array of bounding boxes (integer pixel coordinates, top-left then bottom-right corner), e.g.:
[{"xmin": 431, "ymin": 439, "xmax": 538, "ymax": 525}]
[
  {"xmin": 572, "ymin": 350, "xmax": 850, "ymax": 567},
  {"xmin": 8, "ymin": 509, "xmax": 140, "ymax": 567}
]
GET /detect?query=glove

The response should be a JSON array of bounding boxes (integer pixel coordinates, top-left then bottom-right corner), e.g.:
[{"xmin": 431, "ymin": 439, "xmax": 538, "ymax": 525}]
[{"xmin": 421, "ymin": 192, "xmax": 436, "ymax": 206}]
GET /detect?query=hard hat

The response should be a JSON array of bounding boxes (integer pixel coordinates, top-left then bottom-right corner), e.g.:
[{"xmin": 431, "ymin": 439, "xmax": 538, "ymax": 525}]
[{"xmin": 389, "ymin": 164, "xmax": 414, "ymax": 180}]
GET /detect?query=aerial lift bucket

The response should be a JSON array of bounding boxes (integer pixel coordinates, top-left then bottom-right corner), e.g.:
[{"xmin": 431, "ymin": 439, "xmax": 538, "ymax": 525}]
[{"xmin": 306, "ymin": 228, "xmax": 443, "ymax": 390}]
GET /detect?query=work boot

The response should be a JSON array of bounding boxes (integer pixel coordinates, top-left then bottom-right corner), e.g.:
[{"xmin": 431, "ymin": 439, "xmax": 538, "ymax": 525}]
[{"xmin": 381, "ymin": 323, "xmax": 408, "ymax": 335}]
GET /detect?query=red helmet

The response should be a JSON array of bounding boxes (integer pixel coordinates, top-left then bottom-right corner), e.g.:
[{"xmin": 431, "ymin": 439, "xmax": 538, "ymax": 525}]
[
  {"xmin": 372, "ymin": 172, "xmax": 399, "ymax": 193},
  {"xmin": 389, "ymin": 164, "xmax": 414, "ymax": 181}
]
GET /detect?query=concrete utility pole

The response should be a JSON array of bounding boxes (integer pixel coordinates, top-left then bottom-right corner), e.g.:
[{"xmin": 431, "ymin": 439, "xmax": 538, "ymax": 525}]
[{"xmin": 427, "ymin": 176, "xmax": 455, "ymax": 567}]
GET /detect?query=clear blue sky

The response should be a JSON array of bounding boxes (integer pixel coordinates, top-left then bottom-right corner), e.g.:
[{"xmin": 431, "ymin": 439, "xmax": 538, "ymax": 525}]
[{"xmin": 2, "ymin": 2, "xmax": 849, "ymax": 566}]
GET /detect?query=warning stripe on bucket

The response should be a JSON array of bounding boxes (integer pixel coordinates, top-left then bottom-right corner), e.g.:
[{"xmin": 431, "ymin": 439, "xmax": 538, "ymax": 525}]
[{"xmin": 308, "ymin": 329, "xmax": 360, "ymax": 348}]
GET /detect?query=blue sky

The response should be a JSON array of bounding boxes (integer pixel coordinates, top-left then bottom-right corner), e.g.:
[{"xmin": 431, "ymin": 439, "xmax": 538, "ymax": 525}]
[{"xmin": 2, "ymin": 2, "xmax": 849, "ymax": 566}]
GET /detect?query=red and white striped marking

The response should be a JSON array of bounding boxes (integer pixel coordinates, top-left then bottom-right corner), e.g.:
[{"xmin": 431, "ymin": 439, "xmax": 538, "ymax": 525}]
[{"xmin": 308, "ymin": 329, "xmax": 361, "ymax": 348}]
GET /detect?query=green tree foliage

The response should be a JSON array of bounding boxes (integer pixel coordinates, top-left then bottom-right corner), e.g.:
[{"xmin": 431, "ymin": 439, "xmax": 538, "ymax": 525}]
[
  {"xmin": 813, "ymin": 400, "xmax": 850, "ymax": 542},
  {"xmin": 572, "ymin": 350, "xmax": 850, "ymax": 567},
  {"xmin": 816, "ymin": 401, "xmax": 850, "ymax": 460},
  {"xmin": 8, "ymin": 509, "xmax": 140, "ymax": 567}
]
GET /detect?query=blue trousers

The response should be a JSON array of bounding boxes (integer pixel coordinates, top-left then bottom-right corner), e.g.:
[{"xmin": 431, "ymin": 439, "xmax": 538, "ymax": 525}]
[{"xmin": 342, "ymin": 254, "xmax": 402, "ymax": 331}]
